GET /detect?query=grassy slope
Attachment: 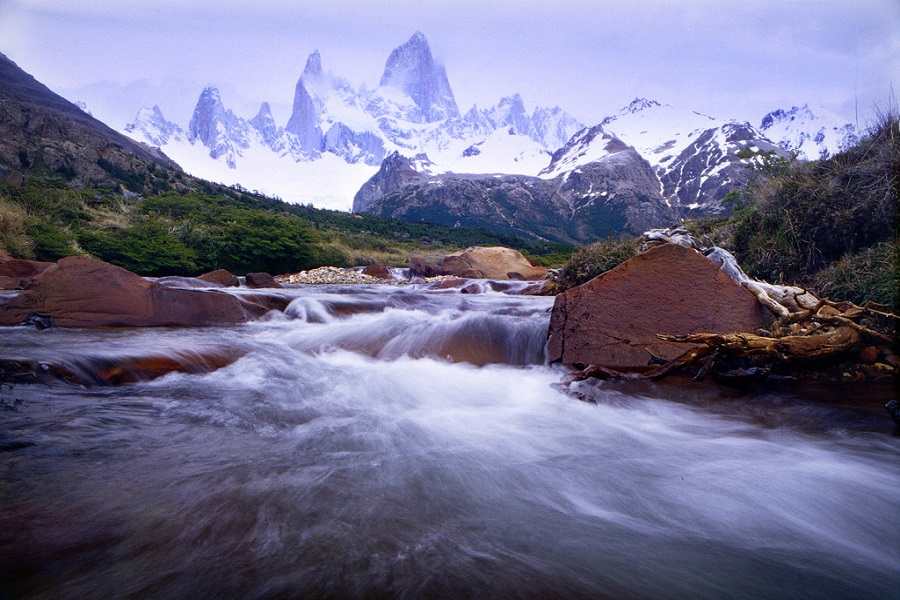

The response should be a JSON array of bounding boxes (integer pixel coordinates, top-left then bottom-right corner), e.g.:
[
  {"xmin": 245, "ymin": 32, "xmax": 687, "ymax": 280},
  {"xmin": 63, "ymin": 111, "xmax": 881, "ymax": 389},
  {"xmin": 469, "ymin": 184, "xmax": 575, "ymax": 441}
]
[{"xmin": 0, "ymin": 171, "xmax": 574, "ymax": 276}]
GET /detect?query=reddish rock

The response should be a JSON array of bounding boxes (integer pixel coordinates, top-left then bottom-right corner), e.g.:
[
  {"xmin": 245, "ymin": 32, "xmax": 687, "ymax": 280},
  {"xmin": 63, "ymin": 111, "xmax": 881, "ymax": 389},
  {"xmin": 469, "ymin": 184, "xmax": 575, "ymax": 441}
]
[
  {"xmin": 244, "ymin": 272, "xmax": 282, "ymax": 289},
  {"xmin": 0, "ymin": 258, "xmax": 54, "ymax": 280},
  {"xmin": 429, "ymin": 277, "xmax": 467, "ymax": 290},
  {"xmin": 410, "ymin": 257, "xmax": 444, "ymax": 278},
  {"xmin": 1, "ymin": 262, "xmax": 52, "ymax": 290},
  {"xmin": 0, "ymin": 276, "xmax": 23, "ymax": 290},
  {"xmin": 0, "ymin": 256, "xmax": 270, "ymax": 328},
  {"xmin": 197, "ymin": 268, "xmax": 240, "ymax": 287},
  {"xmin": 362, "ymin": 263, "xmax": 392, "ymax": 279},
  {"xmin": 546, "ymin": 243, "xmax": 772, "ymax": 371},
  {"xmin": 441, "ymin": 247, "xmax": 547, "ymax": 280}
]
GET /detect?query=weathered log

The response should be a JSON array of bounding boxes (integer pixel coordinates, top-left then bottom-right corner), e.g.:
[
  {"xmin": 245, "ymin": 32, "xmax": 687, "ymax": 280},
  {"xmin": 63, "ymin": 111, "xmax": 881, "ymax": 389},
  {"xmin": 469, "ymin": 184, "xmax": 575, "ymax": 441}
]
[{"xmin": 658, "ymin": 326, "xmax": 862, "ymax": 361}]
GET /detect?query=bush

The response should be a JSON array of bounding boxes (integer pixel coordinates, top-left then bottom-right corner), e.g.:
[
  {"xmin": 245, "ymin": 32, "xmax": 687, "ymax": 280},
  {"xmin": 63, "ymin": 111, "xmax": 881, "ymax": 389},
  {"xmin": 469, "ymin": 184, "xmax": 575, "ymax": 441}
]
[
  {"xmin": 0, "ymin": 196, "xmax": 30, "ymax": 257},
  {"xmin": 556, "ymin": 235, "xmax": 640, "ymax": 291},
  {"xmin": 26, "ymin": 221, "xmax": 75, "ymax": 261},
  {"xmin": 193, "ymin": 211, "xmax": 321, "ymax": 275},
  {"xmin": 78, "ymin": 221, "xmax": 198, "ymax": 276},
  {"xmin": 810, "ymin": 240, "xmax": 898, "ymax": 312},
  {"xmin": 729, "ymin": 111, "xmax": 898, "ymax": 285}
]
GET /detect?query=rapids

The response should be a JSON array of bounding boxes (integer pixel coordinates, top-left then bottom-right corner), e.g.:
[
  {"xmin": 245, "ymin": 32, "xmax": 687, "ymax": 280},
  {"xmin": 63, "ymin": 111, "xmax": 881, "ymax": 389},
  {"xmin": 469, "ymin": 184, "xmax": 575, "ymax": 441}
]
[{"xmin": 0, "ymin": 282, "xmax": 897, "ymax": 599}]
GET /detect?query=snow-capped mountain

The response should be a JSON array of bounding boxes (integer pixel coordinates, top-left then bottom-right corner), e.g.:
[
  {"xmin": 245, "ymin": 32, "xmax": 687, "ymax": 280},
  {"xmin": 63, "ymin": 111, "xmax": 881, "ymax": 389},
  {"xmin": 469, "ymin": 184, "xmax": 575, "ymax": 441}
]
[
  {"xmin": 759, "ymin": 104, "xmax": 858, "ymax": 159},
  {"xmin": 123, "ymin": 31, "xmax": 857, "ymax": 227},
  {"xmin": 124, "ymin": 105, "xmax": 185, "ymax": 147},
  {"xmin": 540, "ymin": 98, "xmax": 788, "ymax": 215},
  {"xmin": 123, "ymin": 32, "xmax": 583, "ymax": 210}
]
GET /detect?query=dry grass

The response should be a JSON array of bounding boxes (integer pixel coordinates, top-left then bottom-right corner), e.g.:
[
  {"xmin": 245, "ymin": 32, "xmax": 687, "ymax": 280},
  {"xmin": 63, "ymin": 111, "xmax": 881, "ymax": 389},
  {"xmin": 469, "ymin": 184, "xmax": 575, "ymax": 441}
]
[{"xmin": 0, "ymin": 195, "xmax": 32, "ymax": 257}]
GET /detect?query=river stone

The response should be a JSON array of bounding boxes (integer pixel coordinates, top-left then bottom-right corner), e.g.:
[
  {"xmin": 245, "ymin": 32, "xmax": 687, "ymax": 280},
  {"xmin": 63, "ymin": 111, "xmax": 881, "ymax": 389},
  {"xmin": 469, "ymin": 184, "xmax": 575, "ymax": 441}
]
[
  {"xmin": 409, "ymin": 257, "xmax": 444, "ymax": 278},
  {"xmin": 0, "ymin": 256, "xmax": 269, "ymax": 327},
  {"xmin": 198, "ymin": 268, "xmax": 240, "ymax": 287},
  {"xmin": 362, "ymin": 264, "xmax": 392, "ymax": 279},
  {"xmin": 546, "ymin": 243, "xmax": 772, "ymax": 370},
  {"xmin": 245, "ymin": 272, "xmax": 283, "ymax": 289},
  {"xmin": 441, "ymin": 246, "xmax": 547, "ymax": 280}
]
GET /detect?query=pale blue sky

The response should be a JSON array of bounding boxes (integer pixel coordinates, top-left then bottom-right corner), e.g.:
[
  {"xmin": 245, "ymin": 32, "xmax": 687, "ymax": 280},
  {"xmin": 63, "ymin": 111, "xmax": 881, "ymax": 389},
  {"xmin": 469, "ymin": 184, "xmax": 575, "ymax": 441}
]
[{"xmin": 1, "ymin": 0, "xmax": 896, "ymax": 131}]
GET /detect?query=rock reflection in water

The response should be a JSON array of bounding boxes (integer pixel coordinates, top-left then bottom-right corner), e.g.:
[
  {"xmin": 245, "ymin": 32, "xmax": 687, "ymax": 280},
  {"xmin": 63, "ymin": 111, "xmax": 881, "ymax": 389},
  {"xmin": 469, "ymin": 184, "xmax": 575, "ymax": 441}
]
[{"xmin": 0, "ymin": 283, "xmax": 897, "ymax": 599}]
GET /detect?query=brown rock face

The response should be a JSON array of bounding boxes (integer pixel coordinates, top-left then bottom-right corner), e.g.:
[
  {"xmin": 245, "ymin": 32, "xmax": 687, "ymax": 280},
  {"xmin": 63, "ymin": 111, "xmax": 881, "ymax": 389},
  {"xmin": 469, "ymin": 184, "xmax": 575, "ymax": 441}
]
[
  {"xmin": 245, "ymin": 272, "xmax": 283, "ymax": 289},
  {"xmin": 441, "ymin": 247, "xmax": 547, "ymax": 280},
  {"xmin": 546, "ymin": 243, "xmax": 772, "ymax": 370},
  {"xmin": 0, "ymin": 256, "xmax": 269, "ymax": 327},
  {"xmin": 197, "ymin": 268, "xmax": 240, "ymax": 287},
  {"xmin": 0, "ymin": 258, "xmax": 54, "ymax": 279},
  {"xmin": 0, "ymin": 258, "xmax": 55, "ymax": 289}
]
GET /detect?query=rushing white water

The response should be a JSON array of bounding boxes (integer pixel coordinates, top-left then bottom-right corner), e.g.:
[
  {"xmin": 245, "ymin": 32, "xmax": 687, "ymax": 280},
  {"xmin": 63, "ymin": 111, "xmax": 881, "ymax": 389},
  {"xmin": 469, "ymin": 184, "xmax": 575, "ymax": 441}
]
[{"xmin": 0, "ymin": 283, "xmax": 897, "ymax": 599}]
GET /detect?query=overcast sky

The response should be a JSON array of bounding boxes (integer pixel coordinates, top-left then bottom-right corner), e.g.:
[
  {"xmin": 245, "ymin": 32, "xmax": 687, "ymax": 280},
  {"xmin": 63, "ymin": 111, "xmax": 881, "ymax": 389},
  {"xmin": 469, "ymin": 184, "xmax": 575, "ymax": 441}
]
[{"xmin": 1, "ymin": 0, "xmax": 897, "ymax": 131}]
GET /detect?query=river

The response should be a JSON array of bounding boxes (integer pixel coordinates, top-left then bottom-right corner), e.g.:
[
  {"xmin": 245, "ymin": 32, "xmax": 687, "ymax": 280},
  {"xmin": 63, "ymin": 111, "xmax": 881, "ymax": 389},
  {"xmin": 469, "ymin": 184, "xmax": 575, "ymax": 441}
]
[{"xmin": 1, "ymin": 281, "xmax": 897, "ymax": 599}]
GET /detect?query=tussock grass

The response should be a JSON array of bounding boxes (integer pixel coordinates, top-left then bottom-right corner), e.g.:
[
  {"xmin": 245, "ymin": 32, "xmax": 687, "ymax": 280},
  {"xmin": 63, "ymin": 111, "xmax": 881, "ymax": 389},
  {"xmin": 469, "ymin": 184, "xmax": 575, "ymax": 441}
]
[
  {"xmin": 556, "ymin": 235, "xmax": 640, "ymax": 291},
  {"xmin": 0, "ymin": 194, "xmax": 31, "ymax": 257}
]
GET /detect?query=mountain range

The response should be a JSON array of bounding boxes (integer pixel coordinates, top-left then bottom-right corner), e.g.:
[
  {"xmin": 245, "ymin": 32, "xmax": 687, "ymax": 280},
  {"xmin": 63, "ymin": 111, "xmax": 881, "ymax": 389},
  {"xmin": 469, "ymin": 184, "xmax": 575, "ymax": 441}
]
[
  {"xmin": 118, "ymin": 32, "xmax": 856, "ymax": 232},
  {"xmin": 123, "ymin": 32, "xmax": 583, "ymax": 209}
]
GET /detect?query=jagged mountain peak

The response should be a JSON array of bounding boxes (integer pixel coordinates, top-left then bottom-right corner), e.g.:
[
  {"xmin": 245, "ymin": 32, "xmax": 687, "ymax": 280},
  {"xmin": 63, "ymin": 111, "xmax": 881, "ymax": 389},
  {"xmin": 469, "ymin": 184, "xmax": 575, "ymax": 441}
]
[
  {"xmin": 377, "ymin": 31, "xmax": 460, "ymax": 123},
  {"xmin": 760, "ymin": 104, "xmax": 815, "ymax": 129},
  {"xmin": 302, "ymin": 50, "xmax": 323, "ymax": 82},
  {"xmin": 249, "ymin": 102, "xmax": 279, "ymax": 146},
  {"xmin": 623, "ymin": 98, "xmax": 662, "ymax": 113},
  {"xmin": 187, "ymin": 85, "xmax": 255, "ymax": 168},
  {"xmin": 197, "ymin": 85, "xmax": 223, "ymax": 104},
  {"xmin": 124, "ymin": 104, "xmax": 184, "ymax": 147},
  {"xmin": 540, "ymin": 125, "xmax": 631, "ymax": 176}
]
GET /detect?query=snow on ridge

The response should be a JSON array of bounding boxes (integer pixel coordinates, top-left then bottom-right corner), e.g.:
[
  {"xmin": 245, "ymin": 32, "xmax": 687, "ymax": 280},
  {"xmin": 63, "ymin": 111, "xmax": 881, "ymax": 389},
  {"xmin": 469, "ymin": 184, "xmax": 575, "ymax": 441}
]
[{"xmin": 759, "ymin": 103, "xmax": 858, "ymax": 159}]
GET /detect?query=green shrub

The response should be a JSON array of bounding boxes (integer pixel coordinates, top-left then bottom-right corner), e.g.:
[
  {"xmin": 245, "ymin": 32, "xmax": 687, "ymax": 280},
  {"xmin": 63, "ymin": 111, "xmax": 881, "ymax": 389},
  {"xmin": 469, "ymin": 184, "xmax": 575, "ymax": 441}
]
[
  {"xmin": 78, "ymin": 221, "xmax": 198, "ymax": 276},
  {"xmin": 25, "ymin": 221, "xmax": 75, "ymax": 261},
  {"xmin": 0, "ymin": 196, "xmax": 30, "ymax": 257},
  {"xmin": 557, "ymin": 235, "xmax": 640, "ymax": 290},
  {"xmin": 809, "ymin": 240, "xmax": 898, "ymax": 312},
  {"xmin": 193, "ymin": 211, "xmax": 321, "ymax": 275}
]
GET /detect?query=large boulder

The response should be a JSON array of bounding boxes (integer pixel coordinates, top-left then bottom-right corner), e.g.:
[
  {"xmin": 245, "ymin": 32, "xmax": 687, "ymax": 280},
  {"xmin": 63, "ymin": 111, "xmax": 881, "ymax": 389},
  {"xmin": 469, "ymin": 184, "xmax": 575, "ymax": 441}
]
[
  {"xmin": 0, "ymin": 256, "xmax": 269, "ymax": 328},
  {"xmin": 546, "ymin": 243, "xmax": 772, "ymax": 370},
  {"xmin": 441, "ymin": 247, "xmax": 547, "ymax": 280}
]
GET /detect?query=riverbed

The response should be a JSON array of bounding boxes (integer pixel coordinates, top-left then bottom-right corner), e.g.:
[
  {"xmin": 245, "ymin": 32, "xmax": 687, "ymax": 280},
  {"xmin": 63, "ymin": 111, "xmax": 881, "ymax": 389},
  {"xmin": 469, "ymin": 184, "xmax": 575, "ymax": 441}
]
[{"xmin": 1, "ymin": 282, "xmax": 897, "ymax": 599}]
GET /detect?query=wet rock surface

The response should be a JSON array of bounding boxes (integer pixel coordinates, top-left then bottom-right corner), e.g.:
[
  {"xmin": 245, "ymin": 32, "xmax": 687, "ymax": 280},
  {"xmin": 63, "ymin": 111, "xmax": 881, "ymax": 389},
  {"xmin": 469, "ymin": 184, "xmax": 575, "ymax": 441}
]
[
  {"xmin": 546, "ymin": 243, "xmax": 772, "ymax": 370},
  {"xmin": 0, "ymin": 258, "xmax": 55, "ymax": 289},
  {"xmin": 245, "ymin": 272, "xmax": 283, "ymax": 289},
  {"xmin": 0, "ymin": 256, "xmax": 269, "ymax": 327},
  {"xmin": 198, "ymin": 268, "xmax": 240, "ymax": 287}
]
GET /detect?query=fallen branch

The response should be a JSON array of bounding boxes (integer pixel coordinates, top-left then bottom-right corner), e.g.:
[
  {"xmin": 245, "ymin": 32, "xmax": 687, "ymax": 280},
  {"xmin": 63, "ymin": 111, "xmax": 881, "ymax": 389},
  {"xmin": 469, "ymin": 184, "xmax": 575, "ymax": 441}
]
[{"xmin": 658, "ymin": 326, "xmax": 862, "ymax": 362}]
